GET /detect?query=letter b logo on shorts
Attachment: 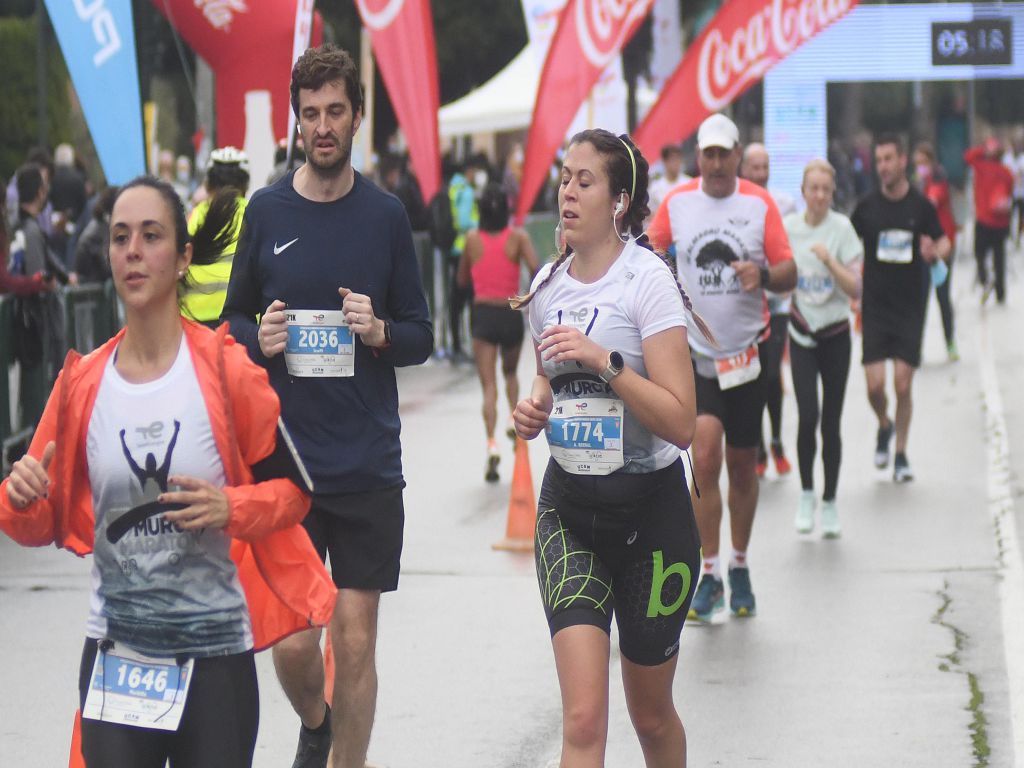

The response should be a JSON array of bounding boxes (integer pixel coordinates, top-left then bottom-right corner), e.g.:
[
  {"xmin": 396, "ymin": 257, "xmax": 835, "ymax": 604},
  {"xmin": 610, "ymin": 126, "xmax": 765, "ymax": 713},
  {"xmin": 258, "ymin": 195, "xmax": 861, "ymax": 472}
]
[{"xmin": 647, "ymin": 550, "xmax": 692, "ymax": 618}]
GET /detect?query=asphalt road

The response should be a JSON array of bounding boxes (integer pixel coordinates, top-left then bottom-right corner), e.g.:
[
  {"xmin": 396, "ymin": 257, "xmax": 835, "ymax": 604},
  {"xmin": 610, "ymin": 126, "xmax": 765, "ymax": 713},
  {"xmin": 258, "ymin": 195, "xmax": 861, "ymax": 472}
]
[{"xmin": 1, "ymin": 247, "xmax": 1021, "ymax": 767}]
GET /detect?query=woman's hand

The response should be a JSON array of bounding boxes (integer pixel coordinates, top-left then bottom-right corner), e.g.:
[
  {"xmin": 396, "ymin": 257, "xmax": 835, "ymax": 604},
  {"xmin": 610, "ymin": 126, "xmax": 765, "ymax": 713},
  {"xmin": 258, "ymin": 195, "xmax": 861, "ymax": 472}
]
[
  {"xmin": 5, "ymin": 442, "xmax": 55, "ymax": 510},
  {"xmin": 161, "ymin": 476, "xmax": 230, "ymax": 531},
  {"xmin": 537, "ymin": 325, "xmax": 606, "ymax": 372},
  {"xmin": 811, "ymin": 243, "xmax": 833, "ymax": 266},
  {"xmin": 514, "ymin": 388, "xmax": 553, "ymax": 440}
]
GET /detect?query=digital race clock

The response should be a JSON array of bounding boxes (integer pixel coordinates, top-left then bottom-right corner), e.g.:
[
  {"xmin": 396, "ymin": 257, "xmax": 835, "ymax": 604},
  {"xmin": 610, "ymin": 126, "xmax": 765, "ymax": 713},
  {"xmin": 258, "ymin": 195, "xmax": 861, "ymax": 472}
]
[{"xmin": 932, "ymin": 19, "xmax": 1013, "ymax": 66}]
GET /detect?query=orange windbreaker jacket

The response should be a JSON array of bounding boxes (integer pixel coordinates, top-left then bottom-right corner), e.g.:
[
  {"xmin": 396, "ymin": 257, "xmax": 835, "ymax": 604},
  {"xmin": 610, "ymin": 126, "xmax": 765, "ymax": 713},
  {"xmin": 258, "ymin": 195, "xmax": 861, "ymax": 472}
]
[{"xmin": 0, "ymin": 318, "xmax": 336, "ymax": 650}]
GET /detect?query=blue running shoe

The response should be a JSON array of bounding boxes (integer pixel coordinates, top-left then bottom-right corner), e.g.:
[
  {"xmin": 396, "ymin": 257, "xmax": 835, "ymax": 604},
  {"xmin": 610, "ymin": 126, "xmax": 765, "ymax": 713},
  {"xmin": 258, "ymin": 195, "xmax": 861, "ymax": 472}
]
[
  {"xmin": 728, "ymin": 567, "xmax": 757, "ymax": 617},
  {"xmin": 687, "ymin": 574, "xmax": 724, "ymax": 623}
]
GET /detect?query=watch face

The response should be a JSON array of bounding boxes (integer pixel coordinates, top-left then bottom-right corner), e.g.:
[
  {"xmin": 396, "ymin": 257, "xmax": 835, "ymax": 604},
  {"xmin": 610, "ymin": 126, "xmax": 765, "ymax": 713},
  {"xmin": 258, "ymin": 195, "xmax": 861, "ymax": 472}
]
[{"xmin": 610, "ymin": 351, "xmax": 624, "ymax": 371}]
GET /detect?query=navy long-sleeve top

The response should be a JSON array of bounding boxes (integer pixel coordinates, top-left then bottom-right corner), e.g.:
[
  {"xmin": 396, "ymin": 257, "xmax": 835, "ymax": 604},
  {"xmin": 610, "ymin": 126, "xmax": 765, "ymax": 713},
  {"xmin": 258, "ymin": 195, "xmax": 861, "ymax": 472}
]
[{"xmin": 222, "ymin": 171, "xmax": 433, "ymax": 494}]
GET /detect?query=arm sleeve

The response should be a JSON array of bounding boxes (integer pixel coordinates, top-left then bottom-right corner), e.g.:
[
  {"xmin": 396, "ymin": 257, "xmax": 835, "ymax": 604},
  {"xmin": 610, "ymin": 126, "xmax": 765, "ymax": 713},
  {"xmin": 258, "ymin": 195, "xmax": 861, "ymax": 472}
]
[
  {"xmin": 0, "ymin": 371, "xmax": 63, "ymax": 546},
  {"xmin": 646, "ymin": 197, "xmax": 673, "ymax": 253},
  {"xmin": 375, "ymin": 211, "xmax": 434, "ymax": 367},
  {"xmin": 634, "ymin": 262, "xmax": 687, "ymax": 340},
  {"xmin": 850, "ymin": 202, "xmax": 866, "ymax": 239},
  {"xmin": 922, "ymin": 198, "xmax": 945, "ymax": 241},
  {"xmin": 837, "ymin": 217, "xmax": 864, "ymax": 265},
  {"xmin": 964, "ymin": 146, "xmax": 984, "ymax": 168},
  {"xmin": 527, "ymin": 262, "xmax": 553, "ymax": 342},
  {"xmin": 0, "ymin": 258, "xmax": 43, "ymax": 296},
  {"xmin": 220, "ymin": 207, "xmax": 266, "ymax": 363},
  {"xmin": 763, "ymin": 200, "xmax": 793, "ymax": 266},
  {"xmin": 220, "ymin": 343, "xmax": 310, "ymax": 541}
]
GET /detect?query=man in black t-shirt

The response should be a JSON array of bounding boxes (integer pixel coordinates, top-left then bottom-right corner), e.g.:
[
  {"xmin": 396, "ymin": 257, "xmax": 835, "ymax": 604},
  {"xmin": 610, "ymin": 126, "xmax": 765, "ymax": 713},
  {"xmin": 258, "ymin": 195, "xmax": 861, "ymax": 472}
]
[{"xmin": 851, "ymin": 134, "xmax": 950, "ymax": 483}]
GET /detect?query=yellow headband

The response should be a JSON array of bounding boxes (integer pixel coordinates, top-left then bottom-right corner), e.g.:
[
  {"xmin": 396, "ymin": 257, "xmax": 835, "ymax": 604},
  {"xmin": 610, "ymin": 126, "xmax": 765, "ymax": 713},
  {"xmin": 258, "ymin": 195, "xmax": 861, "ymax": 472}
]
[{"xmin": 618, "ymin": 137, "xmax": 637, "ymax": 201}]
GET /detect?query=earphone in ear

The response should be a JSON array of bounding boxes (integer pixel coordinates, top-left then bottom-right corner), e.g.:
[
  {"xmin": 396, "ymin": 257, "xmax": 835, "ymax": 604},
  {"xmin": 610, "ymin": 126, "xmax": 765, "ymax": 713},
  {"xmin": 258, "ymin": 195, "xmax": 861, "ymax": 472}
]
[{"xmin": 614, "ymin": 192, "xmax": 626, "ymax": 216}]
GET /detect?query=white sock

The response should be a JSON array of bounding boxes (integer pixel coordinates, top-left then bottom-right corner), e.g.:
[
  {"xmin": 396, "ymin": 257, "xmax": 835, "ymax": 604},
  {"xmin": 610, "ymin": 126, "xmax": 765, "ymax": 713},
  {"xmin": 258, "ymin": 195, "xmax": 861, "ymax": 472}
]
[
  {"xmin": 730, "ymin": 549, "xmax": 748, "ymax": 569},
  {"xmin": 702, "ymin": 555, "xmax": 721, "ymax": 578}
]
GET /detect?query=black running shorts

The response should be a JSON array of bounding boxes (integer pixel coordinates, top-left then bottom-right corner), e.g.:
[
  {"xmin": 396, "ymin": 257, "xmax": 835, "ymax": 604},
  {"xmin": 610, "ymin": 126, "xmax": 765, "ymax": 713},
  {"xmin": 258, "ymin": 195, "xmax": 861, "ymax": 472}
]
[
  {"xmin": 535, "ymin": 458, "xmax": 701, "ymax": 666},
  {"xmin": 302, "ymin": 486, "xmax": 405, "ymax": 592},
  {"xmin": 470, "ymin": 303, "xmax": 525, "ymax": 348},
  {"xmin": 692, "ymin": 363, "xmax": 768, "ymax": 449},
  {"xmin": 861, "ymin": 312, "xmax": 924, "ymax": 368}
]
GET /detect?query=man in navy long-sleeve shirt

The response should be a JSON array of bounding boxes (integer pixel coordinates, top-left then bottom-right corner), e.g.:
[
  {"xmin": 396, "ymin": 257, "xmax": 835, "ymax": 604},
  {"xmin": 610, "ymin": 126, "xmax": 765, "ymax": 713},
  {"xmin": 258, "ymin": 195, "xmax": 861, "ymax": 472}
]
[{"xmin": 221, "ymin": 44, "xmax": 432, "ymax": 768}]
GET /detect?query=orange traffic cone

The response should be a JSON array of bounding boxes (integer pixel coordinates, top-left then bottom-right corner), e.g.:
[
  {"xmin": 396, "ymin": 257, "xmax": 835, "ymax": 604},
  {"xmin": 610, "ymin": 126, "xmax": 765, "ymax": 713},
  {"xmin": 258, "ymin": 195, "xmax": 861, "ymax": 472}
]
[{"xmin": 492, "ymin": 437, "xmax": 537, "ymax": 552}]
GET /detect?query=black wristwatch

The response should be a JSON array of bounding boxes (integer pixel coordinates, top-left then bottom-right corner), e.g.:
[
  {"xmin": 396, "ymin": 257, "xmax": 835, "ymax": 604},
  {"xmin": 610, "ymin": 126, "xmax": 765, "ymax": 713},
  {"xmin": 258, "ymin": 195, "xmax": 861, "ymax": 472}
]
[
  {"xmin": 759, "ymin": 265, "xmax": 771, "ymax": 288},
  {"xmin": 382, "ymin": 320, "xmax": 393, "ymax": 347},
  {"xmin": 599, "ymin": 351, "xmax": 625, "ymax": 384}
]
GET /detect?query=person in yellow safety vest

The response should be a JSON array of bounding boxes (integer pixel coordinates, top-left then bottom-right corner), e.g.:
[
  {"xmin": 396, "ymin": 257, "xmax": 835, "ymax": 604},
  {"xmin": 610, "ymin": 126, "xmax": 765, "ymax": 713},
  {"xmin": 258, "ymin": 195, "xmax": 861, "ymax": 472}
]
[{"xmin": 182, "ymin": 147, "xmax": 250, "ymax": 327}]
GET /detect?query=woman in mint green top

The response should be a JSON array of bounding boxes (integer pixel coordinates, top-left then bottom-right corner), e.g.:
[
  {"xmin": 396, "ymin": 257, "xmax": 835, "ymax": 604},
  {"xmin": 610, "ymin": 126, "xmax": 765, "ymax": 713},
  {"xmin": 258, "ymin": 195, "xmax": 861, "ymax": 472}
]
[{"xmin": 784, "ymin": 159, "xmax": 862, "ymax": 539}]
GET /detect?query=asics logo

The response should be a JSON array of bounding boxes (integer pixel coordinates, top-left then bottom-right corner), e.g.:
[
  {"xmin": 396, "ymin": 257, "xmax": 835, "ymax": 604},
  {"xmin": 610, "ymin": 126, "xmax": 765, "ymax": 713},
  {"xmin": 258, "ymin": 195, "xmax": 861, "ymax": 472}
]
[
  {"xmin": 274, "ymin": 237, "xmax": 299, "ymax": 255},
  {"xmin": 626, "ymin": 531, "xmax": 638, "ymax": 545}
]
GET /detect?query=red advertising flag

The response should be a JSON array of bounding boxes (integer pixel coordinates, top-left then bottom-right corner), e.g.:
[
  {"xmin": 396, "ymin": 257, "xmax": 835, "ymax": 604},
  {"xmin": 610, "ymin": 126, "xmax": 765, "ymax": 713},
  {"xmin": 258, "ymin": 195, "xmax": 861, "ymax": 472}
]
[
  {"xmin": 633, "ymin": 0, "xmax": 857, "ymax": 160},
  {"xmin": 356, "ymin": 0, "xmax": 441, "ymax": 200},
  {"xmin": 152, "ymin": 1, "xmax": 323, "ymax": 151},
  {"xmin": 515, "ymin": 0, "xmax": 655, "ymax": 222}
]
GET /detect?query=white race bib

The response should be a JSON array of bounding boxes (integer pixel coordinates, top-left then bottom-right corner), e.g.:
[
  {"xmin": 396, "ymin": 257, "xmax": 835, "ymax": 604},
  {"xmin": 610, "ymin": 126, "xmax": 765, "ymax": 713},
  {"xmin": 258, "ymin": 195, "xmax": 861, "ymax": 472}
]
[
  {"xmin": 82, "ymin": 643, "xmax": 194, "ymax": 731},
  {"xmin": 877, "ymin": 229, "xmax": 913, "ymax": 264},
  {"xmin": 716, "ymin": 344, "xmax": 761, "ymax": 390},
  {"xmin": 546, "ymin": 398, "xmax": 625, "ymax": 476},
  {"xmin": 285, "ymin": 309, "xmax": 354, "ymax": 377}
]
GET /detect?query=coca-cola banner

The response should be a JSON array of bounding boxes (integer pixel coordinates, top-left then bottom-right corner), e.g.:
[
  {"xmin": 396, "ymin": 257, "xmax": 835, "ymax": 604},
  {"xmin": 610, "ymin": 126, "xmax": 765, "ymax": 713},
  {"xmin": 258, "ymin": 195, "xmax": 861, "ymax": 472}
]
[
  {"xmin": 356, "ymin": 0, "xmax": 441, "ymax": 200},
  {"xmin": 633, "ymin": 0, "xmax": 857, "ymax": 161},
  {"xmin": 515, "ymin": 0, "xmax": 655, "ymax": 222},
  {"xmin": 151, "ymin": 1, "xmax": 322, "ymax": 157}
]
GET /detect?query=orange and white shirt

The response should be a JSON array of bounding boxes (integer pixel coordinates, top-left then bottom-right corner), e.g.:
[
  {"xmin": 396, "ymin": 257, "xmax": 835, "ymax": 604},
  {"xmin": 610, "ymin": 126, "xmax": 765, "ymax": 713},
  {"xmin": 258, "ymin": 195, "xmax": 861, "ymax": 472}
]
[{"xmin": 648, "ymin": 178, "xmax": 793, "ymax": 359}]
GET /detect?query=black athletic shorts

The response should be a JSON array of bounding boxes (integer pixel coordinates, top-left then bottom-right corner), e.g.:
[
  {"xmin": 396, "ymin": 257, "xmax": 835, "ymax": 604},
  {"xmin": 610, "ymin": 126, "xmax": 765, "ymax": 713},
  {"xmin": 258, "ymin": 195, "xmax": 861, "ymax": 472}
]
[
  {"xmin": 471, "ymin": 303, "xmax": 524, "ymax": 347},
  {"xmin": 78, "ymin": 638, "xmax": 259, "ymax": 768},
  {"xmin": 303, "ymin": 486, "xmax": 405, "ymax": 592},
  {"xmin": 861, "ymin": 312, "xmax": 924, "ymax": 368},
  {"xmin": 535, "ymin": 458, "xmax": 701, "ymax": 666},
  {"xmin": 693, "ymin": 362, "xmax": 768, "ymax": 449}
]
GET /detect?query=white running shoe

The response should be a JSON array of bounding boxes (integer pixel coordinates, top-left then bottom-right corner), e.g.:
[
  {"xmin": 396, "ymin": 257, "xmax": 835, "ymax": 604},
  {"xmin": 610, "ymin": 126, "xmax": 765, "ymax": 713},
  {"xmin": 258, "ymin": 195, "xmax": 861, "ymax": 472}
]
[
  {"xmin": 820, "ymin": 500, "xmax": 841, "ymax": 539},
  {"xmin": 795, "ymin": 490, "xmax": 815, "ymax": 534}
]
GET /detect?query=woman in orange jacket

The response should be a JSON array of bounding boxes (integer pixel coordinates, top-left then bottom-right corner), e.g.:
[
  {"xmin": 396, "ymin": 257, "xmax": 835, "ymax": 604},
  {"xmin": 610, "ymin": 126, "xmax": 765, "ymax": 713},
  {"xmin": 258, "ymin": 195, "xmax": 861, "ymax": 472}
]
[{"xmin": 0, "ymin": 177, "xmax": 335, "ymax": 768}]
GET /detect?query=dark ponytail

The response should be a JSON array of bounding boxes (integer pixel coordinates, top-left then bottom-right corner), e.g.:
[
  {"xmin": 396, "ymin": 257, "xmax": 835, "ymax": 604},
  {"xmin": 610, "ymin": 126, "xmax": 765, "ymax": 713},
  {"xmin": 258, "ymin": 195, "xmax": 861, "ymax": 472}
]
[{"xmin": 188, "ymin": 187, "xmax": 241, "ymax": 267}]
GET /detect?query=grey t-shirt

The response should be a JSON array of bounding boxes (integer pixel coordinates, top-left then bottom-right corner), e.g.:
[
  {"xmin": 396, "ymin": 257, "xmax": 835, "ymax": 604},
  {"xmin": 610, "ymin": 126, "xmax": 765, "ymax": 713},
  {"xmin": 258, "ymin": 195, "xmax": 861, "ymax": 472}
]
[{"xmin": 85, "ymin": 337, "xmax": 252, "ymax": 657}]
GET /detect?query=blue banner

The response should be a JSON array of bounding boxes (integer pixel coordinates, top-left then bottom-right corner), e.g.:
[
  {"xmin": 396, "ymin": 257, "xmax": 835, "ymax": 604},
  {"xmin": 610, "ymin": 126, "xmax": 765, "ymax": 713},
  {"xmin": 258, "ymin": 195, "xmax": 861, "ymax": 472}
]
[{"xmin": 44, "ymin": 0, "xmax": 145, "ymax": 184}]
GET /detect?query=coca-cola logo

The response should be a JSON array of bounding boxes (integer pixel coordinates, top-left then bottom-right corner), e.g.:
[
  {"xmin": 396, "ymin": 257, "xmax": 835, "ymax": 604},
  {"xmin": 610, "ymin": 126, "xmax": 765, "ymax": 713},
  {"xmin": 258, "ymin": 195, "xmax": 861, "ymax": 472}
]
[
  {"xmin": 194, "ymin": 0, "xmax": 249, "ymax": 32},
  {"xmin": 356, "ymin": 0, "xmax": 405, "ymax": 31},
  {"xmin": 574, "ymin": 0, "xmax": 653, "ymax": 70},
  {"xmin": 697, "ymin": 0, "xmax": 853, "ymax": 111}
]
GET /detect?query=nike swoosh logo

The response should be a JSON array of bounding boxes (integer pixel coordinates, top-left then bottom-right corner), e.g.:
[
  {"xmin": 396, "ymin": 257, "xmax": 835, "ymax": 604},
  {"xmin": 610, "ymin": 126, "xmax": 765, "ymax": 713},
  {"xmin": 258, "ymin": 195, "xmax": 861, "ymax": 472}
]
[{"xmin": 274, "ymin": 237, "xmax": 299, "ymax": 255}]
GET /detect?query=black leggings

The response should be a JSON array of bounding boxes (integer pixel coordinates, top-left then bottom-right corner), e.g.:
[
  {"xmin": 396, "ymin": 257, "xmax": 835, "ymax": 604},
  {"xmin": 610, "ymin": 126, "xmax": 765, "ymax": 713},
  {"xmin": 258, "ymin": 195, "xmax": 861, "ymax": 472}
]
[
  {"xmin": 789, "ymin": 331, "xmax": 851, "ymax": 501},
  {"xmin": 78, "ymin": 638, "xmax": 259, "ymax": 768},
  {"xmin": 975, "ymin": 223, "xmax": 1009, "ymax": 302}
]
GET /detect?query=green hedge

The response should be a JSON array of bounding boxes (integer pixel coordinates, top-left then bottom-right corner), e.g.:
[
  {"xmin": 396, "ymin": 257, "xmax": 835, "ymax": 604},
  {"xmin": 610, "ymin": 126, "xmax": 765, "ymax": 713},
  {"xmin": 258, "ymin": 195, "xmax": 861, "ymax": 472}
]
[{"xmin": 0, "ymin": 15, "xmax": 72, "ymax": 182}]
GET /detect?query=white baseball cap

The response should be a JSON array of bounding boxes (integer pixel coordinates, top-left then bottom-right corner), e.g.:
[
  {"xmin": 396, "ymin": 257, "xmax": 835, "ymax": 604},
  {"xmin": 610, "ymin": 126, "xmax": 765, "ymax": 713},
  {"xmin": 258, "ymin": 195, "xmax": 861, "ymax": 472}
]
[{"xmin": 697, "ymin": 113, "xmax": 739, "ymax": 151}]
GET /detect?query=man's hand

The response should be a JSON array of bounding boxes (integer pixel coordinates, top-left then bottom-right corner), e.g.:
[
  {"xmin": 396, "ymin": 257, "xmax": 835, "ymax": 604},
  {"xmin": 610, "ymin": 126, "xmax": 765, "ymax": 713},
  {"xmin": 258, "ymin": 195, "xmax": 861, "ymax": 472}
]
[
  {"xmin": 920, "ymin": 235, "xmax": 938, "ymax": 264},
  {"xmin": 258, "ymin": 299, "xmax": 288, "ymax": 357},
  {"xmin": 339, "ymin": 287, "xmax": 387, "ymax": 348},
  {"xmin": 732, "ymin": 261, "xmax": 762, "ymax": 292}
]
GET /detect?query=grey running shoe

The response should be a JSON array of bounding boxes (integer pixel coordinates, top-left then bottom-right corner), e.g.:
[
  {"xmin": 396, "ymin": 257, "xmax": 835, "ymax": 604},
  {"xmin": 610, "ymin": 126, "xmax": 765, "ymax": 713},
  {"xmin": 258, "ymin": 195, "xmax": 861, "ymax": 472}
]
[
  {"xmin": 485, "ymin": 451, "xmax": 500, "ymax": 483},
  {"xmin": 820, "ymin": 500, "xmax": 841, "ymax": 539},
  {"xmin": 687, "ymin": 574, "xmax": 724, "ymax": 623},
  {"xmin": 874, "ymin": 422, "xmax": 893, "ymax": 468},
  {"xmin": 291, "ymin": 705, "xmax": 332, "ymax": 768},
  {"xmin": 728, "ymin": 567, "xmax": 757, "ymax": 617},
  {"xmin": 893, "ymin": 453, "xmax": 914, "ymax": 483}
]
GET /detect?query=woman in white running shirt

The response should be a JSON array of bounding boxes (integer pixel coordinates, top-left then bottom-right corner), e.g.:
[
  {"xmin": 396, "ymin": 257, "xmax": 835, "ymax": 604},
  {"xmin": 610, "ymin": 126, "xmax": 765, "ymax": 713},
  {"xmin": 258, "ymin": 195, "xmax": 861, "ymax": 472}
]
[
  {"xmin": 785, "ymin": 159, "xmax": 863, "ymax": 538},
  {"xmin": 513, "ymin": 130, "xmax": 701, "ymax": 766}
]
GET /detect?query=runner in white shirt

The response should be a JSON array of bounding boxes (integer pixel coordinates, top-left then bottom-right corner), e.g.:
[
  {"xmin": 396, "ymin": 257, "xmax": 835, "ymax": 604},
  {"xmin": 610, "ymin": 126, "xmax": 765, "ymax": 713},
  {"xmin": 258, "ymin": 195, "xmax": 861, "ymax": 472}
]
[
  {"xmin": 785, "ymin": 159, "xmax": 862, "ymax": 537},
  {"xmin": 513, "ymin": 129, "xmax": 700, "ymax": 766},
  {"xmin": 648, "ymin": 113, "xmax": 796, "ymax": 623}
]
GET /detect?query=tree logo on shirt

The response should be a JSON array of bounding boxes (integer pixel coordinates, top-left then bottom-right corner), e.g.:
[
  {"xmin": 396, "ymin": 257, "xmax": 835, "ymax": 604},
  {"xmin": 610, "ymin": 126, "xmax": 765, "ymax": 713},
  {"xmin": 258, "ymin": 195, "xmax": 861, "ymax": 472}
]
[{"xmin": 696, "ymin": 239, "xmax": 739, "ymax": 289}]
